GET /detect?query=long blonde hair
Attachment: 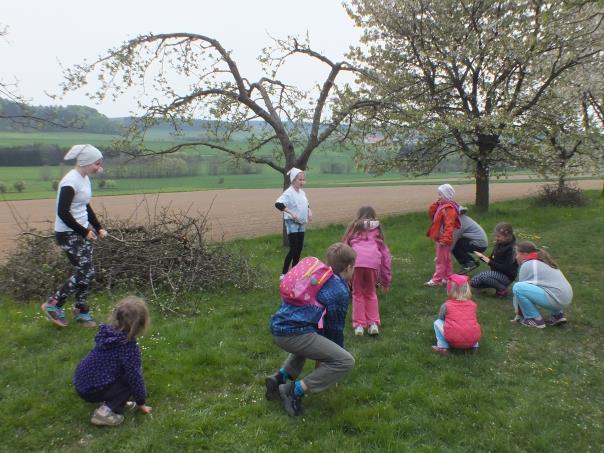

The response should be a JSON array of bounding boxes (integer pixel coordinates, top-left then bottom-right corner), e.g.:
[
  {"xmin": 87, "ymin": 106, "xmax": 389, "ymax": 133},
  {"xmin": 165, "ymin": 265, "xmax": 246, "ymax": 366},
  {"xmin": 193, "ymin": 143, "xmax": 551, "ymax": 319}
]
[
  {"xmin": 342, "ymin": 206, "xmax": 384, "ymax": 243},
  {"xmin": 108, "ymin": 295, "xmax": 150, "ymax": 341}
]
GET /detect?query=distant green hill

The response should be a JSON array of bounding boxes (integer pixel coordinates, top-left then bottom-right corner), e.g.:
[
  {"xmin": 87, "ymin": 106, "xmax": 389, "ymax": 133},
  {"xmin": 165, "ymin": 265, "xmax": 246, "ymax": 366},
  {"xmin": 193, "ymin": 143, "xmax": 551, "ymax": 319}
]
[{"xmin": 0, "ymin": 98, "xmax": 120, "ymax": 134}]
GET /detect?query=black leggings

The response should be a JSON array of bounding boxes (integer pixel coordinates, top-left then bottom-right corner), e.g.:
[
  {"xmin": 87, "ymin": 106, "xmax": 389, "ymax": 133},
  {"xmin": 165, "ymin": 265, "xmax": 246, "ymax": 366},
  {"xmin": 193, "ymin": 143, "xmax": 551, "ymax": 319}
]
[
  {"xmin": 77, "ymin": 377, "xmax": 132, "ymax": 414},
  {"xmin": 282, "ymin": 232, "xmax": 305, "ymax": 274}
]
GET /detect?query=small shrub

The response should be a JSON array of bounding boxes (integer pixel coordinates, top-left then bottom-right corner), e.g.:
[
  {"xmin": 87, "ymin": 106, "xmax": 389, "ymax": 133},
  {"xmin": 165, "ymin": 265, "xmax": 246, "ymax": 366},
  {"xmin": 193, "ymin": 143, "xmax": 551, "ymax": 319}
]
[
  {"xmin": 97, "ymin": 179, "xmax": 106, "ymax": 189},
  {"xmin": 51, "ymin": 180, "xmax": 59, "ymax": 191},
  {"xmin": 0, "ymin": 182, "xmax": 6, "ymax": 194},
  {"xmin": 104, "ymin": 180, "xmax": 116, "ymax": 189},
  {"xmin": 218, "ymin": 177, "xmax": 224, "ymax": 184},
  {"xmin": 13, "ymin": 181, "xmax": 26, "ymax": 193},
  {"xmin": 533, "ymin": 183, "xmax": 589, "ymax": 207}
]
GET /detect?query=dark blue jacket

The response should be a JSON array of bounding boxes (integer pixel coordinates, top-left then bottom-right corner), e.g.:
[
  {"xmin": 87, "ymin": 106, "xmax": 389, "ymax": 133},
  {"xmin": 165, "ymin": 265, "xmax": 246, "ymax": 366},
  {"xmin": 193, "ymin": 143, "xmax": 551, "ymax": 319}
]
[
  {"xmin": 270, "ymin": 274, "xmax": 350, "ymax": 347},
  {"xmin": 73, "ymin": 324, "xmax": 147, "ymax": 405}
]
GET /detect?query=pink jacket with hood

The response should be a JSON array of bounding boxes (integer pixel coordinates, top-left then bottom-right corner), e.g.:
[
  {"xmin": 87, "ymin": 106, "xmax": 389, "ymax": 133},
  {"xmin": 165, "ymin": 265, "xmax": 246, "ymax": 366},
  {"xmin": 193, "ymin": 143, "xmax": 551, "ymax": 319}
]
[{"xmin": 346, "ymin": 226, "xmax": 392, "ymax": 287}]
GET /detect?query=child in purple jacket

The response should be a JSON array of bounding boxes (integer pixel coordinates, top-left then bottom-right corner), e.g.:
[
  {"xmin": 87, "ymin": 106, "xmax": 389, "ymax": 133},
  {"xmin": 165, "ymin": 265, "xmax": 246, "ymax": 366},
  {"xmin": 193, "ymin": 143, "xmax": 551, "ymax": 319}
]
[
  {"xmin": 73, "ymin": 296, "xmax": 152, "ymax": 426},
  {"xmin": 343, "ymin": 206, "xmax": 392, "ymax": 336}
]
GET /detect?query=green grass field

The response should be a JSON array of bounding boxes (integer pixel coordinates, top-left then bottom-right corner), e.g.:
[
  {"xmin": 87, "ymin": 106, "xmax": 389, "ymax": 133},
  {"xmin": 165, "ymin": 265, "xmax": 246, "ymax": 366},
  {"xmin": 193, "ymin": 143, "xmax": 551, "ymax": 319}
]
[{"xmin": 0, "ymin": 194, "xmax": 602, "ymax": 451}]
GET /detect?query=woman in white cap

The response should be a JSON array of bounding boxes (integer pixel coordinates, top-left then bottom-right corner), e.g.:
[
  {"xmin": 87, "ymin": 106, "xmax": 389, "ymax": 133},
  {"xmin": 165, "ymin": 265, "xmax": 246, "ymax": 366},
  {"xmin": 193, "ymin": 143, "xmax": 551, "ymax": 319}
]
[
  {"xmin": 41, "ymin": 144, "xmax": 107, "ymax": 328},
  {"xmin": 275, "ymin": 167, "xmax": 312, "ymax": 279},
  {"xmin": 425, "ymin": 184, "xmax": 461, "ymax": 287}
]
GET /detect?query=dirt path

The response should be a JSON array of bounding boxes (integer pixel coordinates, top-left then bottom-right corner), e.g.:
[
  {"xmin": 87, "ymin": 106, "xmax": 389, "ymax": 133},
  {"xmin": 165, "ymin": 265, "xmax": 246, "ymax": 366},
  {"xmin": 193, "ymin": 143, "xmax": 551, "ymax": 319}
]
[{"xmin": 0, "ymin": 180, "xmax": 600, "ymax": 259}]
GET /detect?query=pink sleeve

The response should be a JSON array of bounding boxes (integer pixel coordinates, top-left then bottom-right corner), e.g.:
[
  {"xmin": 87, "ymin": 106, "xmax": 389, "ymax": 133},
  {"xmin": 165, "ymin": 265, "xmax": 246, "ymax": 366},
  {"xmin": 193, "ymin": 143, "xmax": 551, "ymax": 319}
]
[{"xmin": 378, "ymin": 240, "xmax": 392, "ymax": 287}]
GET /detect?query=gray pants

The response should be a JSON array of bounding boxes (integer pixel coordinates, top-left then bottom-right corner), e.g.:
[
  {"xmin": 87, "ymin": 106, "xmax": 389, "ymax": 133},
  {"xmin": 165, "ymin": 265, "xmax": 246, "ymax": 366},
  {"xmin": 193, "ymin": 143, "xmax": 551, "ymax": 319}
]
[{"xmin": 273, "ymin": 333, "xmax": 355, "ymax": 394}]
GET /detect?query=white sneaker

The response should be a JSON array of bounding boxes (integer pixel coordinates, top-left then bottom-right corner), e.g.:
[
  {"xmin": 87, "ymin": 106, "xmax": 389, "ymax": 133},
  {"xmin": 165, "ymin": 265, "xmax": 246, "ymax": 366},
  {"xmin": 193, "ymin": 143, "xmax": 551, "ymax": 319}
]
[
  {"xmin": 354, "ymin": 326, "xmax": 364, "ymax": 336},
  {"xmin": 91, "ymin": 404, "xmax": 124, "ymax": 426},
  {"xmin": 368, "ymin": 324, "xmax": 379, "ymax": 336},
  {"xmin": 279, "ymin": 274, "xmax": 285, "ymax": 282}
]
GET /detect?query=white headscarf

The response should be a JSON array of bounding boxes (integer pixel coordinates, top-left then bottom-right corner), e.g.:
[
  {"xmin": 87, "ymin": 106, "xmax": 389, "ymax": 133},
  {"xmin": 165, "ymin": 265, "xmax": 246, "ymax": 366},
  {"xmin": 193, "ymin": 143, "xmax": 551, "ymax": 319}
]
[
  {"xmin": 287, "ymin": 167, "xmax": 303, "ymax": 183},
  {"xmin": 438, "ymin": 184, "xmax": 455, "ymax": 200},
  {"xmin": 64, "ymin": 144, "xmax": 103, "ymax": 166}
]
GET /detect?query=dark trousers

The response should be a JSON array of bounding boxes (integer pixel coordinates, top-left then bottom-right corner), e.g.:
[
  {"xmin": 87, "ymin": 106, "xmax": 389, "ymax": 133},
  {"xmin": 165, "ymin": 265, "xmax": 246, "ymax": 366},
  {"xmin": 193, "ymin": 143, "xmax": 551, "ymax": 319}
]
[
  {"xmin": 452, "ymin": 238, "xmax": 486, "ymax": 266},
  {"xmin": 282, "ymin": 232, "xmax": 305, "ymax": 274},
  {"xmin": 77, "ymin": 378, "xmax": 131, "ymax": 414}
]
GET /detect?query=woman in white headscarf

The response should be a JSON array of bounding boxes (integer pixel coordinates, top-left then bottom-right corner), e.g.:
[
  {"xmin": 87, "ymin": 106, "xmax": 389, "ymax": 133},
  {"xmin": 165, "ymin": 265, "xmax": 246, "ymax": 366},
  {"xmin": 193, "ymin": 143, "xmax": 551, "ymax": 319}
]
[
  {"xmin": 41, "ymin": 145, "xmax": 107, "ymax": 328},
  {"xmin": 275, "ymin": 168, "xmax": 312, "ymax": 279}
]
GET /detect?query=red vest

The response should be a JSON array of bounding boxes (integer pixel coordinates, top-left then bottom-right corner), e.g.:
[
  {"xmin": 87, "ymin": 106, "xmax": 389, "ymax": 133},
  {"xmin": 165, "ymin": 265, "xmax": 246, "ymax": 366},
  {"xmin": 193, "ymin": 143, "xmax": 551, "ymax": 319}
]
[{"xmin": 443, "ymin": 299, "xmax": 481, "ymax": 349}]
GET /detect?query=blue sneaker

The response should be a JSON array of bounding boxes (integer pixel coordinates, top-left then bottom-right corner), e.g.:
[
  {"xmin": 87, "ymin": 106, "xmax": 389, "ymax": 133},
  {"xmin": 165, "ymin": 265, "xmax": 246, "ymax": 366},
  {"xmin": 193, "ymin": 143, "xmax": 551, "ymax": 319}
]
[
  {"xmin": 41, "ymin": 297, "xmax": 67, "ymax": 327},
  {"xmin": 545, "ymin": 312, "xmax": 567, "ymax": 326},
  {"xmin": 73, "ymin": 308, "xmax": 97, "ymax": 327},
  {"xmin": 520, "ymin": 317, "xmax": 546, "ymax": 329},
  {"xmin": 278, "ymin": 382, "xmax": 303, "ymax": 416}
]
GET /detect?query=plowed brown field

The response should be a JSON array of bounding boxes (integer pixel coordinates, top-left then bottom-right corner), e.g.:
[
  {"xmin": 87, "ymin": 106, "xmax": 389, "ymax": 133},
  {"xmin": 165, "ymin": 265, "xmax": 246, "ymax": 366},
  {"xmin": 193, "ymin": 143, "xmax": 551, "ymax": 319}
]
[{"xmin": 0, "ymin": 180, "xmax": 600, "ymax": 259}]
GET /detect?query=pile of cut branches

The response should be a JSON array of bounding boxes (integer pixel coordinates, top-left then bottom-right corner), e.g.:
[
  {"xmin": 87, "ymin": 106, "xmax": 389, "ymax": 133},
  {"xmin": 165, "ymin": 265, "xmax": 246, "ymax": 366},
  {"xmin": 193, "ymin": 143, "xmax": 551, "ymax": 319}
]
[{"xmin": 0, "ymin": 207, "xmax": 258, "ymax": 313}]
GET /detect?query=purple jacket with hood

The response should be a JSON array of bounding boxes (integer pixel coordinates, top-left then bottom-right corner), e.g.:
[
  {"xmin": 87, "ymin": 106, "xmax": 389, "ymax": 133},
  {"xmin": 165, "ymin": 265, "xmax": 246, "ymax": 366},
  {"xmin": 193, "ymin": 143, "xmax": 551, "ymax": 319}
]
[
  {"xmin": 73, "ymin": 324, "xmax": 147, "ymax": 405},
  {"xmin": 347, "ymin": 226, "xmax": 392, "ymax": 287}
]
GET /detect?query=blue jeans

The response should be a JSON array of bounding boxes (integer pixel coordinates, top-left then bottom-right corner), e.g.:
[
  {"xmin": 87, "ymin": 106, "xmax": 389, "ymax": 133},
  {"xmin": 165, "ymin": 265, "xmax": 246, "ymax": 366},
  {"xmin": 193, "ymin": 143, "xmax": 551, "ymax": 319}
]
[
  {"xmin": 433, "ymin": 319, "xmax": 479, "ymax": 350},
  {"xmin": 512, "ymin": 282, "xmax": 563, "ymax": 319},
  {"xmin": 285, "ymin": 219, "xmax": 305, "ymax": 234}
]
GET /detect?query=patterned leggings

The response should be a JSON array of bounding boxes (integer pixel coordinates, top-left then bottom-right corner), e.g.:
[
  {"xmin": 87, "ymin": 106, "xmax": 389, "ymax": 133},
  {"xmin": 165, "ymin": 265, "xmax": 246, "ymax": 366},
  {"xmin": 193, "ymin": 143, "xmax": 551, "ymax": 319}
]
[
  {"xmin": 470, "ymin": 271, "xmax": 511, "ymax": 292},
  {"xmin": 53, "ymin": 231, "xmax": 95, "ymax": 312}
]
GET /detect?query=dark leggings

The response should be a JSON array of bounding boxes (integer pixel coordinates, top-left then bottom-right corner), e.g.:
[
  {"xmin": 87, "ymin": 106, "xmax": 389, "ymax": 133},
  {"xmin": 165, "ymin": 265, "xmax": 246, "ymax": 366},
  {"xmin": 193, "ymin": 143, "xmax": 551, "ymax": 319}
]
[
  {"xmin": 54, "ymin": 231, "xmax": 95, "ymax": 312},
  {"xmin": 77, "ymin": 377, "xmax": 131, "ymax": 414},
  {"xmin": 470, "ymin": 271, "xmax": 511, "ymax": 291},
  {"xmin": 452, "ymin": 238, "xmax": 486, "ymax": 266},
  {"xmin": 282, "ymin": 232, "xmax": 305, "ymax": 274}
]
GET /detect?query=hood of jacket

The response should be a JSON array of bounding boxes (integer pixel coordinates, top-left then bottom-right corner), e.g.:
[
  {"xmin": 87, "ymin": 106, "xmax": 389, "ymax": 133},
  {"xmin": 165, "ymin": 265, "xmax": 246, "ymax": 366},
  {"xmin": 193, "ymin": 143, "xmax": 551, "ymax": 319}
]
[{"xmin": 94, "ymin": 324, "xmax": 129, "ymax": 349}]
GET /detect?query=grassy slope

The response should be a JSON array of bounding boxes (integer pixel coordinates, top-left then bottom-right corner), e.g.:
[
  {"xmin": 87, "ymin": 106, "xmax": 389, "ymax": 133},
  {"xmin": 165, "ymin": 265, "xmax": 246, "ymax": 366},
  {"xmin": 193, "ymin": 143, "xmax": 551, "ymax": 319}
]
[{"xmin": 0, "ymin": 195, "xmax": 602, "ymax": 451}]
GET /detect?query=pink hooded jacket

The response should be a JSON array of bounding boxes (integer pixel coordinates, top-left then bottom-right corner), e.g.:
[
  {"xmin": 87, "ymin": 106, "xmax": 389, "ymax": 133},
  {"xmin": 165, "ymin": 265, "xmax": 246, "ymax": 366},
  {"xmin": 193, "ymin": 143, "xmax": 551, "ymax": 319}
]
[{"xmin": 346, "ymin": 227, "xmax": 392, "ymax": 287}]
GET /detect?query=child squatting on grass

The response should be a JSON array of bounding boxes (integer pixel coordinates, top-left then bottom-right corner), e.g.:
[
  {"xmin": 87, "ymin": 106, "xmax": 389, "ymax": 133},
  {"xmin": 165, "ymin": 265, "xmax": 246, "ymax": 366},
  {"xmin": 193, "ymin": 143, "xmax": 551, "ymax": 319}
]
[
  {"xmin": 342, "ymin": 206, "xmax": 392, "ymax": 337},
  {"xmin": 73, "ymin": 296, "xmax": 152, "ymax": 426},
  {"xmin": 266, "ymin": 242, "xmax": 356, "ymax": 416},
  {"xmin": 432, "ymin": 274, "xmax": 481, "ymax": 355},
  {"xmin": 471, "ymin": 222, "xmax": 518, "ymax": 298}
]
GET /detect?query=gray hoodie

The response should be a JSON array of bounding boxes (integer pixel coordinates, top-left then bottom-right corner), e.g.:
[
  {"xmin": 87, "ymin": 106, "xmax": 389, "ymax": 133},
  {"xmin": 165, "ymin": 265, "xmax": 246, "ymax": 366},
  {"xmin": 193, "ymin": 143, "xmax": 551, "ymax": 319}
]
[
  {"xmin": 518, "ymin": 259, "xmax": 573, "ymax": 306},
  {"xmin": 453, "ymin": 214, "xmax": 488, "ymax": 248}
]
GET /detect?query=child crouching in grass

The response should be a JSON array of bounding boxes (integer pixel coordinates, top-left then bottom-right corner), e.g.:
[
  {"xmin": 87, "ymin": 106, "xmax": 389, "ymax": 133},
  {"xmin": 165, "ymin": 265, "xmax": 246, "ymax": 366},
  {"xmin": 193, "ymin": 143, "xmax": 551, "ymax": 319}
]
[
  {"xmin": 73, "ymin": 295, "xmax": 152, "ymax": 426},
  {"xmin": 266, "ymin": 242, "xmax": 356, "ymax": 416},
  {"xmin": 432, "ymin": 274, "xmax": 481, "ymax": 355}
]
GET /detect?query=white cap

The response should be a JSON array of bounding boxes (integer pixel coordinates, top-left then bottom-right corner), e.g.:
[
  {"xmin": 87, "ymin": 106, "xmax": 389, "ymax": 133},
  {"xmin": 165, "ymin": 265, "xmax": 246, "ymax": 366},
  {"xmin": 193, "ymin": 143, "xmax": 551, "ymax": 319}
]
[
  {"xmin": 438, "ymin": 184, "xmax": 455, "ymax": 200},
  {"xmin": 64, "ymin": 144, "xmax": 103, "ymax": 166},
  {"xmin": 287, "ymin": 167, "xmax": 303, "ymax": 183}
]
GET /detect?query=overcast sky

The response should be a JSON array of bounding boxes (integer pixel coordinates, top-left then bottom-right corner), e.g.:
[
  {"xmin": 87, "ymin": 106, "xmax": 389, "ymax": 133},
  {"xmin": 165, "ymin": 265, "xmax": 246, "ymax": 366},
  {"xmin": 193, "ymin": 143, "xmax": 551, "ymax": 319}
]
[{"xmin": 3, "ymin": 0, "xmax": 362, "ymax": 117}]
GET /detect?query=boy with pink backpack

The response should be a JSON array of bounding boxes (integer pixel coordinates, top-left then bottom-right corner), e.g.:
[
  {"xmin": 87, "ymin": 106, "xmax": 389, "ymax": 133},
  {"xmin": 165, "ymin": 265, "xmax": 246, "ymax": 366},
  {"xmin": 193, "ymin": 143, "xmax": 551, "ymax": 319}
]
[{"xmin": 265, "ymin": 242, "xmax": 356, "ymax": 417}]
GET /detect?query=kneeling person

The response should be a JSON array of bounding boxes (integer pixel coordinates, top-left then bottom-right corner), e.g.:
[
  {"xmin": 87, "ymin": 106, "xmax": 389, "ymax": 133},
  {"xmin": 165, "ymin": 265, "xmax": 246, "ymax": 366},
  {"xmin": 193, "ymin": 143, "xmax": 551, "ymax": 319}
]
[{"xmin": 266, "ymin": 242, "xmax": 356, "ymax": 416}]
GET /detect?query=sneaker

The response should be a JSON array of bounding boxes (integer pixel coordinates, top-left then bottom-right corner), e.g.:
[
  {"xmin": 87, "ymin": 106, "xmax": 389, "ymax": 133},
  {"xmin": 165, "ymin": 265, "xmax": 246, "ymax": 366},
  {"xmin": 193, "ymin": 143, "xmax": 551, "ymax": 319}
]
[
  {"xmin": 91, "ymin": 404, "xmax": 124, "ymax": 426},
  {"xmin": 354, "ymin": 326, "xmax": 364, "ymax": 336},
  {"xmin": 495, "ymin": 288, "xmax": 510, "ymax": 298},
  {"xmin": 278, "ymin": 382, "xmax": 303, "ymax": 417},
  {"xmin": 460, "ymin": 261, "xmax": 479, "ymax": 273},
  {"xmin": 520, "ymin": 317, "xmax": 546, "ymax": 329},
  {"xmin": 41, "ymin": 297, "xmax": 67, "ymax": 328},
  {"xmin": 279, "ymin": 274, "xmax": 285, "ymax": 282},
  {"xmin": 265, "ymin": 372, "xmax": 283, "ymax": 401},
  {"xmin": 125, "ymin": 401, "xmax": 137, "ymax": 411},
  {"xmin": 424, "ymin": 279, "xmax": 443, "ymax": 287},
  {"xmin": 545, "ymin": 312, "xmax": 567, "ymax": 326},
  {"xmin": 368, "ymin": 324, "xmax": 379, "ymax": 336},
  {"xmin": 431, "ymin": 345, "xmax": 449, "ymax": 355},
  {"xmin": 73, "ymin": 308, "xmax": 97, "ymax": 328}
]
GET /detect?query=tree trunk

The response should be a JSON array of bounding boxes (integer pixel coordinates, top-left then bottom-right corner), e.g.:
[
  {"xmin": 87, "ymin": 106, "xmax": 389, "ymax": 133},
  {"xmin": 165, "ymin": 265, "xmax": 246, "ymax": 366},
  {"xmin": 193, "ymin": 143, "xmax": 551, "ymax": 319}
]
[{"xmin": 475, "ymin": 161, "xmax": 490, "ymax": 212}]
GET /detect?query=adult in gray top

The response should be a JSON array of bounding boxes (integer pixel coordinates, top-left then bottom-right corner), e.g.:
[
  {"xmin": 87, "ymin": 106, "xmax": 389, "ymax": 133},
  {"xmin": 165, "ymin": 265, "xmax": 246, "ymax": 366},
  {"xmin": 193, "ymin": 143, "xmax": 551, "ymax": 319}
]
[
  {"xmin": 452, "ymin": 207, "xmax": 488, "ymax": 272},
  {"xmin": 511, "ymin": 241, "xmax": 573, "ymax": 329}
]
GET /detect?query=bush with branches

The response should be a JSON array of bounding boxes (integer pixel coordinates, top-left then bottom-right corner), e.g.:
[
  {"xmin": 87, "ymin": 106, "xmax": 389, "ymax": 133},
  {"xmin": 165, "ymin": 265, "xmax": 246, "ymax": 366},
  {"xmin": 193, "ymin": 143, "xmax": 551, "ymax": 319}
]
[
  {"xmin": 0, "ymin": 206, "xmax": 259, "ymax": 313},
  {"xmin": 532, "ymin": 184, "xmax": 589, "ymax": 207}
]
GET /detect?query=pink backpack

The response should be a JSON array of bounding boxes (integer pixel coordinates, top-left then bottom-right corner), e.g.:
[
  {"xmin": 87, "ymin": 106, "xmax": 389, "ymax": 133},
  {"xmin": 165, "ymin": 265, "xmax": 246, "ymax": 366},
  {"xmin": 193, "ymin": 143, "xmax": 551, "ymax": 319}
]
[{"xmin": 279, "ymin": 257, "xmax": 334, "ymax": 308}]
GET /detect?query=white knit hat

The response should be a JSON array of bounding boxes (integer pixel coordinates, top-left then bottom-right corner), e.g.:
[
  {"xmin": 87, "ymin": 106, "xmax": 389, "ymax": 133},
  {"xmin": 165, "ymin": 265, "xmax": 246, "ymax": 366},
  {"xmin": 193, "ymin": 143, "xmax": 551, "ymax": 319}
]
[
  {"xmin": 438, "ymin": 184, "xmax": 455, "ymax": 200},
  {"xmin": 64, "ymin": 144, "xmax": 103, "ymax": 166},
  {"xmin": 287, "ymin": 167, "xmax": 303, "ymax": 183}
]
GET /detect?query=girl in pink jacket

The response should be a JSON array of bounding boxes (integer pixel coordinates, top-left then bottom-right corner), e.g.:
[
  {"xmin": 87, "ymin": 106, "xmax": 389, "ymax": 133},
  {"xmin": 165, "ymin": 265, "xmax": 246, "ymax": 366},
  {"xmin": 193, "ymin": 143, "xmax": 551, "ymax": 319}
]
[{"xmin": 342, "ymin": 206, "xmax": 392, "ymax": 336}]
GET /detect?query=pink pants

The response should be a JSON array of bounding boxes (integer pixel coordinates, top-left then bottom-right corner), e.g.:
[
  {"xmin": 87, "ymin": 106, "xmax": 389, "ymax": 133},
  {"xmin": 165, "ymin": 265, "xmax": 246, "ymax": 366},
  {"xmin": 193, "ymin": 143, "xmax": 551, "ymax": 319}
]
[
  {"xmin": 351, "ymin": 267, "xmax": 380, "ymax": 328},
  {"xmin": 431, "ymin": 243, "xmax": 453, "ymax": 284}
]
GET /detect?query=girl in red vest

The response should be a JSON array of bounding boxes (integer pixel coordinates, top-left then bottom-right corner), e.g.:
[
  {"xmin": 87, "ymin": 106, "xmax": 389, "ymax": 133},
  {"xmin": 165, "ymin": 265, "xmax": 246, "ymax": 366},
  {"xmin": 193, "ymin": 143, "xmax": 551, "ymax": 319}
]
[
  {"xmin": 425, "ymin": 184, "xmax": 461, "ymax": 287},
  {"xmin": 432, "ymin": 274, "xmax": 481, "ymax": 355}
]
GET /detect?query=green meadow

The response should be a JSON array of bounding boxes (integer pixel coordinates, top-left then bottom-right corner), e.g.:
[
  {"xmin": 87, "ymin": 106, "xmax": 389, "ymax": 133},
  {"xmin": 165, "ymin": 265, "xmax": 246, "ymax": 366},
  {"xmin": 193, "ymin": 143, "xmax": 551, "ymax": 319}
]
[{"xmin": 0, "ymin": 194, "xmax": 602, "ymax": 451}]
